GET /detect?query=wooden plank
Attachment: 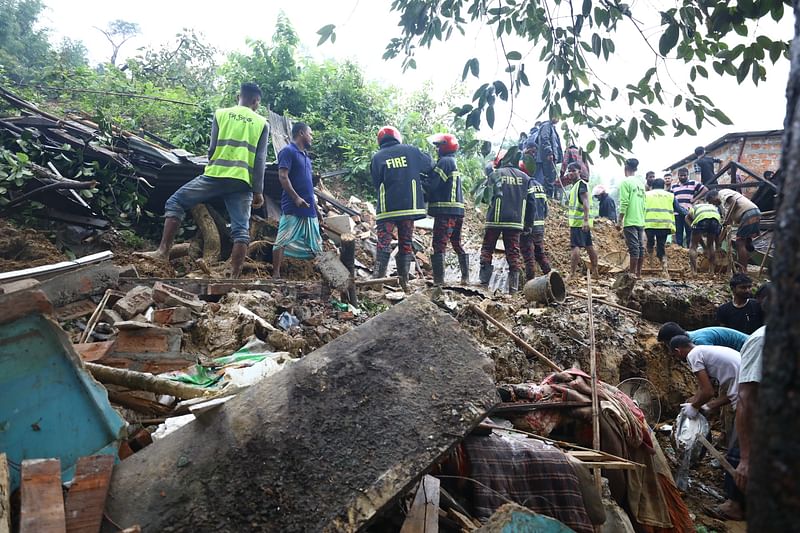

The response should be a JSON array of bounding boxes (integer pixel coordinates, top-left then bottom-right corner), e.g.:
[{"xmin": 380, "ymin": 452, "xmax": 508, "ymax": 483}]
[
  {"xmin": 64, "ymin": 455, "xmax": 115, "ymax": 533},
  {"xmin": 697, "ymin": 435, "xmax": 738, "ymax": 478},
  {"xmin": 400, "ymin": 475, "xmax": 440, "ymax": 533},
  {"xmin": 20, "ymin": 458, "xmax": 66, "ymax": 533},
  {"xmin": 73, "ymin": 341, "xmax": 116, "ymax": 362},
  {"xmin": 0, "ymin": 454, "xmax": 9, "ymax": 533},
  {"xmin": 579, "ymin": 461, "xmax": 640, "ymax": 470}
]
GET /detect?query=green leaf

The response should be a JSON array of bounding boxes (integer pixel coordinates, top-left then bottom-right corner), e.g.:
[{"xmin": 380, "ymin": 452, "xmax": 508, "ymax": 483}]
[
  {"xmin": 591, "ymin": 33, "xmax": 601, "ymax": 56},
  {"xmin": 611, "ymin": 87, "xmax": 619, "ymax": 100},
  {"xmin": 486, "ymin": 105, "xmax": 495, "ymax": 128},
  {"xmin": 15, "ymin": 152, "xmax": 29, "ymax": 164},
  {"xmin": 659, "ymin": 23, "xmax": 679, "ymax": 56},
  {"xmin": 627, "ymin": 117, "xmax": 638, "ymax": 140},
  {"xmin": 469, "ymin": 58, "xmax": 480, "ymax": 77},
  {"xmin": 586, "ymin": 140, "xmax": 596, "ymax": 153},
  {"xmin": 493, "ymin": 81, "xmax": 509, "ymax": 101},
  {"xmin": 506, "ymin": 51, "xmax": 522, "ymax": 61},
  {"xmin": 316, "ymin": 24, "xmax": 336, "ymax": 46},
  {"xmin": 582, "ymin": 0, "xmax": 592, "ymax": 16}
]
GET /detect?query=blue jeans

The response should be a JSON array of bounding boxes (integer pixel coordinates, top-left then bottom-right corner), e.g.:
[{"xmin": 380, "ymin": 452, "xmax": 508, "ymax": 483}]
[
  {"xmin": 164, "ymin": 175, "xmax": 253, "ymax": 243},
  {"xmin": 675, "ymin": 214, "xmax": 691, "ymax": 248}
]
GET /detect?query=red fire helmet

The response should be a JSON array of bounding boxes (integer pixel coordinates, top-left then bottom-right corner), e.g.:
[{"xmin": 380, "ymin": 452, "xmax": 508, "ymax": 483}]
[
  {"xmin": 493, "ymin": 149, "xmax": 508, "ymax": 169},
  {"xmin": 428, "ymin": 133, "xmax": 459, "ymax": 154},
  {"xmin": 377, "ymin": 126, "xmax": 402, "ymax": 145}
]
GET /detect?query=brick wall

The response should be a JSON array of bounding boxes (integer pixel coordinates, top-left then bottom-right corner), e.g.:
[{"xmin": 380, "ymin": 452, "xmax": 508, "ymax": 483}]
[{"xmin": 671, "ymin": 134, "xmax": 782, "ymax": 197}]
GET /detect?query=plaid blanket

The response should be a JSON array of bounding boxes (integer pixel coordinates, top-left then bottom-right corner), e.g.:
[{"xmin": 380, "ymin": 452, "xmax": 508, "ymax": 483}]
[{"xmin": 460, "ymin": 433, "xmax": 594, "ymax": 533}]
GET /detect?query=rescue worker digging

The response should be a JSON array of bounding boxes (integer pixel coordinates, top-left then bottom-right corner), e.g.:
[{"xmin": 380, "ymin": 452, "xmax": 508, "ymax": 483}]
[
  {"xmin": 370, "ymin": 126, "xmax": 434, "ymax": 291},
  {"xmin": 479, "ymin": 150, "xmax": 535, "ymax": 293},
  {"xmin": 425, "ymin": 133, "xmax": 468, "ymax": 285},
  {"xmin": 686, "ymin": 193, "xmax": 722, "ymax": 275},
  {"xmin": 519, "ymin": 160, "xmax": 552, "ymax": 281}
]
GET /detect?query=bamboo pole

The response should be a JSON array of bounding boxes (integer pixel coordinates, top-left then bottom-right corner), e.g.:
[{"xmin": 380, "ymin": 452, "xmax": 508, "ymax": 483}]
[
  {"xmin": 758, "ymin": 236, "xmax": 774, "ymax": 277},
  {"xmin": 85, "ymin": 363, "xmax": 212, "ymax": 400},
  {"xmin": 587, "ymin": 270, "xmax": 602, "ymax": 492},
  {"xmin": 79, "ymin": 289, "xmax": 111, "ymax": 344},
  {"xmin": 468, "ymin": 303, "xmax": 562, "ymax": 372}
]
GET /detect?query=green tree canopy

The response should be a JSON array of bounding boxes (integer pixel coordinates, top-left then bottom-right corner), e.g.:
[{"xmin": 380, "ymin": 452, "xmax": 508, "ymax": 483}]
[{"xmin": 320, "ymin": 0, "xmax": 791, "ymax": 161}]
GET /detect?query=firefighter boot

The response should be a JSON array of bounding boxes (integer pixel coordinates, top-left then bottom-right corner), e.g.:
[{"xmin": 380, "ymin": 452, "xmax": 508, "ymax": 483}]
[
  {"xmin": 396, "ymin": 253, "xmax": 411, "ymax": 292},
  {"xmin": 458, "ymin": 254, "xmax": 470, "ymax": 285},
  {"xmin": 432, "ymin": 253, "xmax": 445, "ymax": 286},
  {"xmin": 373, "ymin": 250, "xmax": 390, "ymax": 279},
  {"xmin": 508, "ymin": 270, "xmax": 521, "ymax": 294},
  {"xmin": 479, "ymin": 263, "xmax": 493, "ymax": 287},
  {"xmin": 525, "ymin": 264, "xmax": 536, "ymax": 283}
]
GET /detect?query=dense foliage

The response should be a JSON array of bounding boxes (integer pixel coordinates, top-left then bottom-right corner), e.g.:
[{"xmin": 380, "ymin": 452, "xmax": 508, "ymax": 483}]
[
  {"xmin": 319, "ymin": 0, "xmax": 791, "ymax": 162},
  {"xmin": 0, "ymin": 2, "xmax": 489, "ymax": 227}
]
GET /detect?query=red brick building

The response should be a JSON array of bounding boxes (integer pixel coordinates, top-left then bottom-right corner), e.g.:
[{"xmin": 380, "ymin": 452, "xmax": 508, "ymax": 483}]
[{"xmin": 665, "ymin": 130, "xmax": 782, "ymax": 194}]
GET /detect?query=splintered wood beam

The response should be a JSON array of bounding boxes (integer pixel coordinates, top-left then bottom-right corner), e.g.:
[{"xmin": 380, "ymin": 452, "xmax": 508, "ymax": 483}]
[
  {"xmin": 400, "ymin": 475, "xmax": 440, "ymax": 533},
  {"xmin": 64, "ymin": 455, "xmax": 115, "ymax": 533},
  {"xmin": 20, "ymin": 459, "xmax": 66, "ymax": 533}
]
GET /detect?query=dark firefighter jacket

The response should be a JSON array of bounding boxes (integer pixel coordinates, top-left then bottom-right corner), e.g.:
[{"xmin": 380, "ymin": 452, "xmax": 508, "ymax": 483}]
[
  {"xmin": 371, "ymin": 139, "xmax": 434, "ymax": 222},
  {"xmin": 425, "ymin": 153, "xmax": 465, "ymax": 217},
  {"xmin": 485, "ymin": 166, "xmax": 535, "ymax": 230},
  {"xmin": 524, "ymin": 177, "xmax": 548, "ymax": 230}
]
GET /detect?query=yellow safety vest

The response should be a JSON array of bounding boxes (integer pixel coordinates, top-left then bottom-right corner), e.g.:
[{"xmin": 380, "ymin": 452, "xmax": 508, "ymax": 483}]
[
  {"xmin": 568, "ymin": 180, "xmax": 597, "ymax": 228},
  {"xmin": 645, "ymin": 189, "xmax": 676, "ymax": 231},
  {"xmin": 690, "ymin": 203, "xmax": 721, "ymax": 226},
  {"xmin": 204, "ymin": 105, "xmax": 267, "ymax": 186}
]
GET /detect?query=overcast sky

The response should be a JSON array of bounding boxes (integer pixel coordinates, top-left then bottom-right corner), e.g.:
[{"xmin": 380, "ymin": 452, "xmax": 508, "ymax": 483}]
[{"xmin": 43, "ymin": 0, "xmax": 793, "ymax": 180}]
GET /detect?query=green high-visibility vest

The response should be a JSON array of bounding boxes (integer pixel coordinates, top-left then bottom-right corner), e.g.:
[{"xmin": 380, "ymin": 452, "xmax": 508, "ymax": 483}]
[
  {"xmin": 568, "ymin": 180, "xmax": 597, "ymax": 228},
  {"xmin": 645, "ymin": 189, "xmax": 676, "ymax": 231},
  {"xmin": 205, "ymin": 105, "xmax": 267, "ymax": 186},
  {"xmin": 689, "ymin": 203, "xmax": 721, "ymax": 226}
]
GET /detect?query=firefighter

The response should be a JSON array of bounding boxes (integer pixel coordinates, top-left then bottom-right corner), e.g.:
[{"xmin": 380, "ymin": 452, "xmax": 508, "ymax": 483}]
[
  {"xmin": 519, "ymin": 160, "xmax": 552, "ymax": 281},
  {"xmin": 370, "ymin": 126, "xmax": 434, "ymax": 291},
  {"xmin": 426, "ymin": 133, "xmax": 468, "ymax": 285},
  {"xmin": 479, "ymin": 150, "xmax": 535, "ymax": 293}
]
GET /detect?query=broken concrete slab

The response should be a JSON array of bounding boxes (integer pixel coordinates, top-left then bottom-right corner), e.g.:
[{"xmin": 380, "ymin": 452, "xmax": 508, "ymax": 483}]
[
  {"xmin": 152, "ymin": 306, "xmax": 192, "ymax": 325},
  {"xmin": 105, "ymin": 294, "xmax": 497, "ymax": 532},
  {"xmin": 38, "ymin": 263, "xmax": 120, "ymax": 308},
  {"xmin": 0, "ymin": 278, "xmax": 40, "ymax": 295},
  {"xmin": 112, "ymin": 285, "xmax": 153, "ymax": 321},
  {"xmin": 323, "ymin": 214, "xmax": 355, "ymax": 244}
]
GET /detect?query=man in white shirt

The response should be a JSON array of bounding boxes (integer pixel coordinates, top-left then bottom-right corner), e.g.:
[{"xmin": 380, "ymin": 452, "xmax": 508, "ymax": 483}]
[
  {"xmin": 670, "ymin": 334, "xmax": 745, "ymax": 520},
  {"xmin": 669, "ymin": 335, "xmax": 741, "ymax": 414}
]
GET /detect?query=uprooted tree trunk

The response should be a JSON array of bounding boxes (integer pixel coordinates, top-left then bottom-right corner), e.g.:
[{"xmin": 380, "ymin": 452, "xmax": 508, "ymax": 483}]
[
  {"xmin": 749, "ymin": 7, "xmax": 800, "ymax": 530},
  {"xmin": 190, "ymin": 204, "xmax": 220, "ymax": 263},
  {"xmin": 103, "ymin": 294, "xmax": 497, "ymax": 532}
]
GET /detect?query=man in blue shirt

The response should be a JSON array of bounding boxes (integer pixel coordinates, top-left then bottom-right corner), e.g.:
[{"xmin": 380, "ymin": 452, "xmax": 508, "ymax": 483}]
[
  {"xmin": 657, "ymin": 321, "xmax": 748, "ymax": 351},
  {"xmin": 272, "ymin": 122, "xmax": 321, "ymax": 278}
]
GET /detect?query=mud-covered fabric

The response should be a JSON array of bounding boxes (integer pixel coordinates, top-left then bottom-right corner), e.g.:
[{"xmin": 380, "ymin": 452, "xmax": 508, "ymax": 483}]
[
  {"xmin": 480, "ymin": 227, "xmax": 521, "ymax": 270},
  {"xmin": 460, "ymin": 433, "xmax": 594, "ymax": 533},
  {"xmin": 432, "ymin": 216, "xmax": 465, "ymax": 254},
  {"xmin": 376, "ymin": 219, "xmax": 414, "ymax": 255}
]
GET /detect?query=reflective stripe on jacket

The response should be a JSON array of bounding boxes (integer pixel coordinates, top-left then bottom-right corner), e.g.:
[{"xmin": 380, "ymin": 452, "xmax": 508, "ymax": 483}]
[
  {"xmin": 371, "ymin": 140, "xmax": 434, "ymax": 221},
  {"xmin": 205, "ymin": 105, "xmax": 267, "ymax": 186},
  {"xmin": 568, "ymin": 180, "xmax": 597, "ymax": 228},
  {"xmin": 645, "ymin": 189, "xmax": 676, "ymax": 231},
  {"xmin": 427, "ymin": 154, "xmax": 465, "ymax": 217},
  {"xmin": 689, "ymin": 203, "xmax": 721, "ymax": 226},
  {"xmin": 524, "ymin": 179, "xmax": 548, "ymax": 228}
]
